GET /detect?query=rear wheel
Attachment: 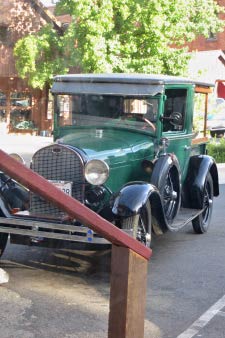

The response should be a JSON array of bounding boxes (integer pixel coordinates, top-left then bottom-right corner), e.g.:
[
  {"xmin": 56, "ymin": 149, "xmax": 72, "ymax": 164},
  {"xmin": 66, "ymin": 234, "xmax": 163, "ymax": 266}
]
[
  {"xmin": 192, "ymin": 173, "xmax": 213, "ymax": 234},
  {"xmin": 120, "ymin": 200, "xmax": 151, "ymax": 248}
]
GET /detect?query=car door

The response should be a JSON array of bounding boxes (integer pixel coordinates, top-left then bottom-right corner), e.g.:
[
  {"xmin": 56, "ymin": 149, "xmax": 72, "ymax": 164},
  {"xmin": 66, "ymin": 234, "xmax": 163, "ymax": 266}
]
[{"xmin": 162, "ymin": 87, "xmax": 193, "ymax": 181}]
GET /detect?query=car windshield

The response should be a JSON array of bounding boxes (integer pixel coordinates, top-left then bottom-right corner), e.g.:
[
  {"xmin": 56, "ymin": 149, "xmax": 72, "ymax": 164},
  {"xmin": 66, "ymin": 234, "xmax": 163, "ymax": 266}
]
[{"xmin": 56, "ymin": 94, "xmax": 159, "ymax": 133}]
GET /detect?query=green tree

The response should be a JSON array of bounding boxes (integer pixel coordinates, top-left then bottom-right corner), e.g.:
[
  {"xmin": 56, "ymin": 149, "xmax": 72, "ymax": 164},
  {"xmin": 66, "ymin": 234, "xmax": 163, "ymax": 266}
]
[{"xmin": 14, "ymin": 0, "xmax": 224, "ymax": 89}]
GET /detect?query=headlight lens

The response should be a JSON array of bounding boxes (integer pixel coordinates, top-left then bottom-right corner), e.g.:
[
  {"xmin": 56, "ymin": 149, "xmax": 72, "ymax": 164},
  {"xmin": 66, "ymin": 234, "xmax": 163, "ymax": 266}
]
[
  {"xmin": 85, "ymin": 160, "xmax": 109, "ymax": 185},
  {"xmin": 10, "ymin": 153, "xmax": 26, "ymax": 165}
]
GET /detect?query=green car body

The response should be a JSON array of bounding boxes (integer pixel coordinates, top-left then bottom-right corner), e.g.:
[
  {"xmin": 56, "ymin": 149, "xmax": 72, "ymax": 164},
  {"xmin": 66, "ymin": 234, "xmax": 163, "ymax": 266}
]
[{"xmin": 0, "ymin": 74, "xmax": 220, "ymax": 252}]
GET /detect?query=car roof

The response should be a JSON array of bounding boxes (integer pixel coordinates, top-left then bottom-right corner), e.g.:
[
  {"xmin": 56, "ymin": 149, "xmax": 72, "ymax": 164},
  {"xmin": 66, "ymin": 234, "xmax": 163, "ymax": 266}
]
[{"xmin": 53, "ymin": 73, "xmax": 214, "ymax": 87}]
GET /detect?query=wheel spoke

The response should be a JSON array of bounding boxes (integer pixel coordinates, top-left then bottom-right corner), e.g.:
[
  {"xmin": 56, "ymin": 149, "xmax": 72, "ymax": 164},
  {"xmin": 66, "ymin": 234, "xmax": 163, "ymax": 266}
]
[
  {"xmin": 163, "ymin": 171, "xmax": 179, "ymax": 219},
  {"xmin": 192, "ymin": 174, "xmax": 214, "ymax": 234}
]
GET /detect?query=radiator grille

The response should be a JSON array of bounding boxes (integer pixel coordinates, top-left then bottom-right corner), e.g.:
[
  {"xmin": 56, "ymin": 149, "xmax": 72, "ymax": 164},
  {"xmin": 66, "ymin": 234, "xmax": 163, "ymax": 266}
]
[{"xmin": 30, "ymin": 144, "xmax": 85, "ymax": 217}]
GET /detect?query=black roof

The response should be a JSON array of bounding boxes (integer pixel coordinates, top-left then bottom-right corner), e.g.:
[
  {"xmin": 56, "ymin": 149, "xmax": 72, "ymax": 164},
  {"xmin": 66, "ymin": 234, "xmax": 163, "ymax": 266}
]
[{"xmin": 53, "ymin": 73, "xmax": 214, "ymax": 87}]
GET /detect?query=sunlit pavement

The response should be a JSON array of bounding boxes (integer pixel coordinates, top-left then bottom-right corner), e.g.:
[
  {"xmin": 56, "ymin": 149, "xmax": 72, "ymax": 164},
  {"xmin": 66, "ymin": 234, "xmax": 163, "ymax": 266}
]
[
  {"xmin": 0, "ymin": 134, "xmax": 53, "ymax": 164},
  {"xmin": 217, "ymin": 163, "xmax": 225, "ymax": 184}
]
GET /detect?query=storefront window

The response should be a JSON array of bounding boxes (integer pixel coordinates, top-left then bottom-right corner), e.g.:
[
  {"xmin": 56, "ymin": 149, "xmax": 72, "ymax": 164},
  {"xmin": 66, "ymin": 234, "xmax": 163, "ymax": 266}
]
[
  {"xmin": 10, "ymin": 91, "xmax": 31, "ymax": 107},
  {"xmin": 0, "ymin": 92, "xmax": 6, "ymax": 107},
  {"xmin": 9, "ymin": 91, "xmax": 34, "ymax": 129},
  {"xmin": 0, "ymin": 92, "xmax": 6, "ymax": 123}
]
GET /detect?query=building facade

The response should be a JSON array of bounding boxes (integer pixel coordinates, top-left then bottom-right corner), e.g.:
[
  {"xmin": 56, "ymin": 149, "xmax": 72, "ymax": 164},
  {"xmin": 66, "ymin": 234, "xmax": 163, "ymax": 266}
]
[
  {"xmin": 1, "ymin": 0, "xmax": 225, "ymax": 135},
  {"xmin": 186, "ymin": 0, "xmax": 225, "ymax": 97},
  {"xmin": 0, "ymin": 0, "xmax": 61, "ymax": 134}
]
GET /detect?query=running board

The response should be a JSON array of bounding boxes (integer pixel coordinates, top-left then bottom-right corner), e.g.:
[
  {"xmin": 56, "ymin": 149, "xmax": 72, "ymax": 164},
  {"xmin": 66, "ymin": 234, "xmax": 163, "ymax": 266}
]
[{"xmin": 170, "ymin": 207, "xmax": 203, "ymax": 231}]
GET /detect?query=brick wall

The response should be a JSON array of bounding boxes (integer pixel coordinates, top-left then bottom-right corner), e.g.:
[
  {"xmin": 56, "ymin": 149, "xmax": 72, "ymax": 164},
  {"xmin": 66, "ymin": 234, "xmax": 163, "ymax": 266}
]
[
  {"xmin": 187, "ymin": 0, "xmax": 225, "ymax": 52},
  {"xmin": 0, "ymin": 0, "xmax": 60, "ymax": 76},
  {"xmin": 0, "ymin": 0, "xmax": 58, "ymax": 133}
]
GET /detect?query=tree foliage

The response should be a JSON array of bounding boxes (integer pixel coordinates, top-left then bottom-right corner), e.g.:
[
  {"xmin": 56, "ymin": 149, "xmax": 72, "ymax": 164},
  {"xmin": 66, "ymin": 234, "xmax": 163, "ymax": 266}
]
[{"xmin": 14, "ymin": 0, "xmax": 224, "ymax": 89}]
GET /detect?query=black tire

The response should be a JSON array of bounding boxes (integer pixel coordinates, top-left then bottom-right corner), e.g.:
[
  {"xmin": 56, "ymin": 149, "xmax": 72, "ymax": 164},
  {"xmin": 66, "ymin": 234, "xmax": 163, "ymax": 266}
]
[
  {"xmin": 0, "ymin": 233, "xmax": 8, "ymax": 257},
  {"xmin": 192, "ymin": 173, "xmax": 213, "ymax": 234},
  {"xmin": 151, "ymin": 158, "xmax": 181, "ymax": 223},
  {"xmin": 120, "ymin": 200, "xmax": 151, "ymax": 248}
]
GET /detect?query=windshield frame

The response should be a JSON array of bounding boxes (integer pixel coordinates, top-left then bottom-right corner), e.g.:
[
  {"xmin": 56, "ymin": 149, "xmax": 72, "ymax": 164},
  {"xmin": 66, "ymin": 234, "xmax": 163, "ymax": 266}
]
[{"xmin": 54, "ymin": 94, "xmax": 160, "ymax": 135}]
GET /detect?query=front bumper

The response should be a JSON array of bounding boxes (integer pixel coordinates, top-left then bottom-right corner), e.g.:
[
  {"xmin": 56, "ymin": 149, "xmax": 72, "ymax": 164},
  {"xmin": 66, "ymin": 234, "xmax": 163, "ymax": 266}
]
[{"xmin": 0, "ymin": 216, "xmax": 110, "ymax": 245}]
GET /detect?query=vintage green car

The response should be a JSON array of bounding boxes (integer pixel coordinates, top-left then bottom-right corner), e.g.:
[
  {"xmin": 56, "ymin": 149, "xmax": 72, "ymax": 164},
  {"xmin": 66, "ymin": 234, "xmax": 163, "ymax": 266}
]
[{"xmin": 0, "ymin": 74, "xmax": 219, "ymax": 253}]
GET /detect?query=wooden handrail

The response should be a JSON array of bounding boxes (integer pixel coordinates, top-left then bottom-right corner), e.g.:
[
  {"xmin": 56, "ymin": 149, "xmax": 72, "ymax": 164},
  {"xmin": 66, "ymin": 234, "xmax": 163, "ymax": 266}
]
[{"xmin": 0, "ymin": 149, "xmax": 152, "ymax": 260}]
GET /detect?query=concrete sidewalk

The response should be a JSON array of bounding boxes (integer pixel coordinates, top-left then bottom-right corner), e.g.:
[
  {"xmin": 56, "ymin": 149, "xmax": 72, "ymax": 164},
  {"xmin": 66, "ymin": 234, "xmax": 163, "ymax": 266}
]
[
  {"xmin": 217, "ymin": 163, "xmax": 225, "ymax": 184},
  {"xmin": 0, "ymin": 134, "xmax": 53, "ymax": 164},
  {"xmin": 1, "ymin": 134, "xmax": 53, "ymax": 150}
]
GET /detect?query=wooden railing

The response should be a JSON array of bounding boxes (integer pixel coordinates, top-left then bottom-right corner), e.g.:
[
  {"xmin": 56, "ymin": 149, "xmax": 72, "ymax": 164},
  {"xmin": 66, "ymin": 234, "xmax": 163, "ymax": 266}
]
[{"xmin": 0, "ymin": 149, "xmax": 152, "ymax": 338}]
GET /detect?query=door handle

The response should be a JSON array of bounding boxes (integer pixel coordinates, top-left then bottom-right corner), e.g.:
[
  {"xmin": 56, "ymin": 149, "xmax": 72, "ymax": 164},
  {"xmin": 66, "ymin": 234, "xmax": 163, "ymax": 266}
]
[{"xmin": 184, "ymin": 145, "xmax": 191, "ymax": 151}]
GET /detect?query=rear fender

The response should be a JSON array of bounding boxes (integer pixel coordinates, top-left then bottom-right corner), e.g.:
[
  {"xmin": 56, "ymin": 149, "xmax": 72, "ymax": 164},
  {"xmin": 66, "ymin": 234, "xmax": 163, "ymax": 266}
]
[
  {"xmin": 112, "ymin": 182, "xmax": 168, "ymax": 233},
  {"xmin": 184, "ymin": 155, "xmax": 219, "ymax": 208}
]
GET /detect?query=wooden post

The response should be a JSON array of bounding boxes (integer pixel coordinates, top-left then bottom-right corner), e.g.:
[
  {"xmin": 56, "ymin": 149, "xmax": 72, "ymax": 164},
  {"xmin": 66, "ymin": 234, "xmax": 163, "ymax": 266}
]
[{"xmin": 108, "ymin": 245, "xmax": 148, "ymax": 338}]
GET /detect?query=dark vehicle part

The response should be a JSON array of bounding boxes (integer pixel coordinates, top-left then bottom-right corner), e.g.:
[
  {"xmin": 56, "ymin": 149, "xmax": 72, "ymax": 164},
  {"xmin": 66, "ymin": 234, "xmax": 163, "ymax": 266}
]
[
  {"xmin": 186, "ymin": 155, "xmax": 219, "ymax": 204},
  {"xmin": 0, "ymin": 173, "xmax": 29, "ymax": 212},
  {"xmin": 0, "ymin": 74, "xmax": 219, "ymax": 252},
  {"xmin": 119, "ymin": 200, "xmax": 151, "ymax": 248},
  {"xmin": 0, "ymin": 172, "xmax": 29, "ymax": 257},
  {"xmin": 112, "ymin": 182, "xmax": 168, "ymax": 234},
  {"xmin": 30, "ymin": 144, "xmax": 85, "ymax": 217},
  {"xmin": 210, "ymin": 130, "xmax": 225, "ymax": 138},
  {"xmin": 0, "ymin": 233, "xmax": 8, "ymax": 257},
  {"xmin": 151, "ymin": 154, "xmax": 181, "ymax": 225},
  {"xmin": 192, "ymin": 173, "xmax": 213, "ymax": 233}
]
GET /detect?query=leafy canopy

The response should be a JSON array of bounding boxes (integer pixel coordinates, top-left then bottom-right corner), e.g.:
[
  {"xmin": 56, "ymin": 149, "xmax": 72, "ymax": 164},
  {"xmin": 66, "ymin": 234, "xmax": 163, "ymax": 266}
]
[{"xmin": 14, "ymin": 0, "xmax": 224, "ymax": 89}]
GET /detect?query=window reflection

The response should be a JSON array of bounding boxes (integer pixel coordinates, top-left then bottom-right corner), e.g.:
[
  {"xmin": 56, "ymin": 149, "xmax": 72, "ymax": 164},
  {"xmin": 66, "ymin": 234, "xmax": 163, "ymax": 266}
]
[
  {"xmin": 0, "ymin": 92, "xmax": 6, "ymax": 123},
  {"xmin": 10, "ymin": 92, "xmax": 32, "ymax": 107},
  {"xmin": 9, "ymin": 91, "xmax": 34, "ymax": 130},
  {"xmin": 56, "ymin": 94, "xmax": 158, "ymax": 133}
]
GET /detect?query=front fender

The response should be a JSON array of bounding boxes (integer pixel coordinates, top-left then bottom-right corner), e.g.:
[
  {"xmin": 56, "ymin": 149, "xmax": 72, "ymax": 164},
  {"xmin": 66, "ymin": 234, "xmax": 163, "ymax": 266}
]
[{"xmin": 112, "ymin": 182, "xmax": 168, "ymax": 233}]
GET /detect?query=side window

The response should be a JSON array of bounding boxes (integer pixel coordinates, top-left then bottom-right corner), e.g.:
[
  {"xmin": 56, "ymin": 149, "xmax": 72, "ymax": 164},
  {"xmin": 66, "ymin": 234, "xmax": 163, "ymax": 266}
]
[{"xmin": 163, "ymin": 89, "xmax": 187, "ymax": 132}]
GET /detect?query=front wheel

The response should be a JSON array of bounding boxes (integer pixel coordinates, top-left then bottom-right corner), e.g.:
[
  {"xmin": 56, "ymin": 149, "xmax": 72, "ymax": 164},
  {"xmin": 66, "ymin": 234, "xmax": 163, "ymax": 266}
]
[
  {"xmin": 192, "ymin": 173, "xmax": 214, "ymax": 234},
  {"xmin": 151, "ymin": 162, "xmax": 181, "ymax": 224},
  {"xmin": 119, "ymin": 200, "xmax": 151, "ymax": 248}
]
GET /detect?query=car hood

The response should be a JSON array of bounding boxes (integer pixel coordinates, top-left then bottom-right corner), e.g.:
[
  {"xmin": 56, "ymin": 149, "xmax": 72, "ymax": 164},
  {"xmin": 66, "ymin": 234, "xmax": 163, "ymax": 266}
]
[{"xmin": 57, "ymin": 128, "xmax": 154, "ymax": 166}]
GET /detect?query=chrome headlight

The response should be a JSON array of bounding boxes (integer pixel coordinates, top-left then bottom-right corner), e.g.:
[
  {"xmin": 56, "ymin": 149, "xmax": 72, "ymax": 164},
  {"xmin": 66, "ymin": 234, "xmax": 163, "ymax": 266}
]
[{"xmin": 85, "ymin": 160, "xmax": 109, "ymax": 185}]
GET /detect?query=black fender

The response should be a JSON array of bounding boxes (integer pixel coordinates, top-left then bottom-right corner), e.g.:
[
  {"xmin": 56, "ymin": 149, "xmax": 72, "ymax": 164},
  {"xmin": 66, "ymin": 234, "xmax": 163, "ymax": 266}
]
[
  {"xmin": 184, "ymin": 155, "xmax": 219, "ymax": 208},
  {"xmin": 112, "ymin": 182, "xmax": 168, "ymax": 234},
  {"xmin": 151, "ymin": 154, "xmax": 181, "ymax": 193}
]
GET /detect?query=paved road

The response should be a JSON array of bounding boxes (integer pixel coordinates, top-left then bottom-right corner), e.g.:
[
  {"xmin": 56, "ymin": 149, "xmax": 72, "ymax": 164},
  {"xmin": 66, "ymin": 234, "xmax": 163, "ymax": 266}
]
[{"xmin": 0, "ymin": 135, "xmax": 225, "ymax": 337}]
